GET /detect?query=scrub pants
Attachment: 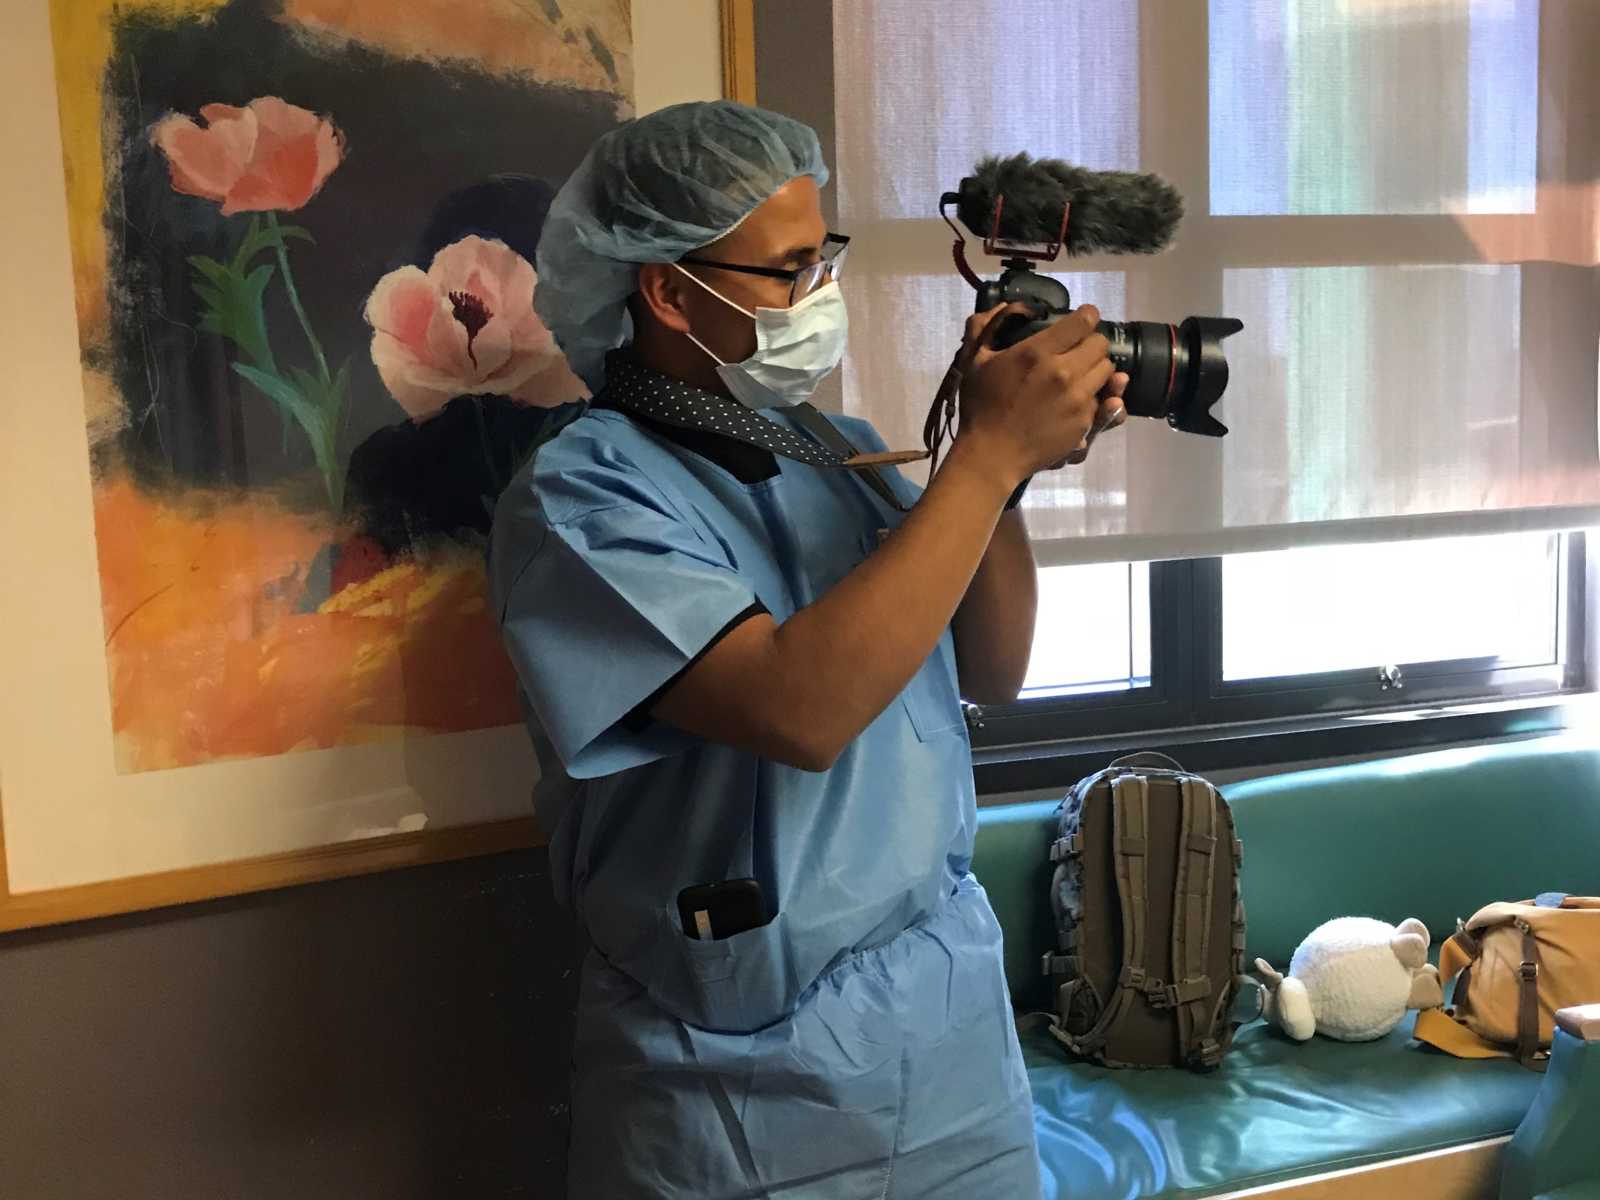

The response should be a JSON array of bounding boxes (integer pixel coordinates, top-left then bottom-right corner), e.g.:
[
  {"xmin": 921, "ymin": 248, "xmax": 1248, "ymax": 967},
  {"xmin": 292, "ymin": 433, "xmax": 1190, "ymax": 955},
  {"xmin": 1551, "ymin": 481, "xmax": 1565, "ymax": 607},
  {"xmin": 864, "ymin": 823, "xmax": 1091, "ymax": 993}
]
[{"xmin": 566, "ymin": 875, "xmax": 1043, "ymax": 1199}]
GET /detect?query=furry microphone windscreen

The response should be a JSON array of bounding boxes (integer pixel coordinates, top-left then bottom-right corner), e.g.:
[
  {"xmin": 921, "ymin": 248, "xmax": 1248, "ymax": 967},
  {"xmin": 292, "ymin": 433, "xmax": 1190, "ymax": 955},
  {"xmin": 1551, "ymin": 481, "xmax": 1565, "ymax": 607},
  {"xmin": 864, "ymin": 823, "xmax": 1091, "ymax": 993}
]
[{"xmin": 956, "ymin": 153, "xmax": 1184, "ymax": 255}]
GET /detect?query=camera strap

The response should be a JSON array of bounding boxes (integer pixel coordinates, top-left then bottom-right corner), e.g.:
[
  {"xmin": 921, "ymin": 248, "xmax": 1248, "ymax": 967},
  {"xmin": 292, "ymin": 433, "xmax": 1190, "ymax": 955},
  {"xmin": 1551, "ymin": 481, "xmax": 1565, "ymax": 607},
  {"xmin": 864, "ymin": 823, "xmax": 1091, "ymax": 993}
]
[{"xmin": 601, "ymin": 354, "xmax": 923, "ymax": 512}]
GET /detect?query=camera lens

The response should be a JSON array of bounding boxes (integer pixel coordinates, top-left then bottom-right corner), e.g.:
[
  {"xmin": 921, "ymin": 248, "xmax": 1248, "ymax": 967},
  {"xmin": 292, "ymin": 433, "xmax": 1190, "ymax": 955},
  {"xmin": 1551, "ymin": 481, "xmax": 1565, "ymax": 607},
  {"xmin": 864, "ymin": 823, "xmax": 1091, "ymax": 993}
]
[
  {"xmin": 982, "ymin": 301, "xmax": 1241, "ymax": 438},
  {"xmin": 1101, "ymin": 317, "xmax": 1241, "ymax": 438}
]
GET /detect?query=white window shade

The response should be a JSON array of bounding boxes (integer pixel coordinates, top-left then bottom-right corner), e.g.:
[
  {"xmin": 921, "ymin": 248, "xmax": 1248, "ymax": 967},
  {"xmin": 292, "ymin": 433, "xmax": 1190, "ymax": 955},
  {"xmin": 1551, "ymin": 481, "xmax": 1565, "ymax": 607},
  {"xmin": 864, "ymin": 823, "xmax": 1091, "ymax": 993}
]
[{"xmin": 831, "ymin": 0, "xmax": 1600, "ymax": 565}]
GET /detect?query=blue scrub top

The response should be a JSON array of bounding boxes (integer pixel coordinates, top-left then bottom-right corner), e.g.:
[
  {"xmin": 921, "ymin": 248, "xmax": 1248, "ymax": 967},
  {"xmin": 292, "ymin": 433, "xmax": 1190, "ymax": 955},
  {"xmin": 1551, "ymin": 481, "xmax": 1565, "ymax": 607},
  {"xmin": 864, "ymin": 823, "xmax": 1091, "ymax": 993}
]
[{"xmin": 490, "ymin": 399, "xmax": 979, "ymax": 1035}]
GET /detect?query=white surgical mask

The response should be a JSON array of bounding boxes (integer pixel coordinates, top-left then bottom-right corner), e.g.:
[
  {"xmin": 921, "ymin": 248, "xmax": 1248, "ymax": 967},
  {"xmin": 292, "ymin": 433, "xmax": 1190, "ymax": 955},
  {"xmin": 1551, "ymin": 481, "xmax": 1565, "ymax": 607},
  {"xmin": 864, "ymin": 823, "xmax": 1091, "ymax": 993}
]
[{"xmin": 674, "ymin": 265, "xmax": 848, "ymax": 409}]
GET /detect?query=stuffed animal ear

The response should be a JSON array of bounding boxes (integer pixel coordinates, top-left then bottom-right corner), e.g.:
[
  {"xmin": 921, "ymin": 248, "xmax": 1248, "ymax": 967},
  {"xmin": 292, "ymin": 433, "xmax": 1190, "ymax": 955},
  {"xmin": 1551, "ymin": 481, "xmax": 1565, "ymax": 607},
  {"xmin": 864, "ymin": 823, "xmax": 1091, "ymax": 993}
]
[
  {"xmin": 1255, "ymin": 958, "xmax": 1284, "ymax": 990},
  {"xmin": 1408, "ymin": 963, "xmax": 1444, "ymax": 1010},
  {"xmin": 1390, "ymin": 931, "xmax": 1428, "ymax": 970},
  {"xmin": 1396, "ymin": 917, "xmax": 1430, "ymax": 944}
]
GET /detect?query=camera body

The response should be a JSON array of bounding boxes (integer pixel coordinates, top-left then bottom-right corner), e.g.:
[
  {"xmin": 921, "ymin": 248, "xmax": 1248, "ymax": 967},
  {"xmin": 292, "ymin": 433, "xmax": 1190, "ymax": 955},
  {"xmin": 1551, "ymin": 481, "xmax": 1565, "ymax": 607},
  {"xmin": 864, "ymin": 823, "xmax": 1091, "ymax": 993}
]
[{"xmin": 977, "ymin": 261, "xmax": 1240, "ymax": 439}]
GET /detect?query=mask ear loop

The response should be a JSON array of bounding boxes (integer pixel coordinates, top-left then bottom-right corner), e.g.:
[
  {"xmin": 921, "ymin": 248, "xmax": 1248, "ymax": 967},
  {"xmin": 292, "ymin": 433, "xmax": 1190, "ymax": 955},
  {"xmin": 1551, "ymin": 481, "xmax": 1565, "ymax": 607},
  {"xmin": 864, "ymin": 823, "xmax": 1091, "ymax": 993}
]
[
  {"xmin": 671, "ymin": 264, "xmax": 755, "ymax": 368},
  {"xmin": 672, "ymin": 263, "xmax": 756, "ymax": 318}
]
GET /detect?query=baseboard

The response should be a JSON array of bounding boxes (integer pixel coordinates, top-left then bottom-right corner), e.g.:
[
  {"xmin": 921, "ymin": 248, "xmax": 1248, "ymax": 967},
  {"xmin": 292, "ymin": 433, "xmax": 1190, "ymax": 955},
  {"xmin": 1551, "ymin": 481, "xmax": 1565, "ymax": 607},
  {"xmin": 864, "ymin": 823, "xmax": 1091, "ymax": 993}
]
[{"xmin": 1212, "ymin": 1136, "xmax": 1509, "ymax": 1200}]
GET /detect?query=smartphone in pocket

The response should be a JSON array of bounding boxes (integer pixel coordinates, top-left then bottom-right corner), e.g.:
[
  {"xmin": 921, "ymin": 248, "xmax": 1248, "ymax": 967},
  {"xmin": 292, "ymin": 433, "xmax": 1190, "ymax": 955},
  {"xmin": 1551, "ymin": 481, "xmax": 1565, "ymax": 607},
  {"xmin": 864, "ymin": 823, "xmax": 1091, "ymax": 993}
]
[{"xmin": 677, "ymin": 878, "xmax": 767, "ymax": 941}]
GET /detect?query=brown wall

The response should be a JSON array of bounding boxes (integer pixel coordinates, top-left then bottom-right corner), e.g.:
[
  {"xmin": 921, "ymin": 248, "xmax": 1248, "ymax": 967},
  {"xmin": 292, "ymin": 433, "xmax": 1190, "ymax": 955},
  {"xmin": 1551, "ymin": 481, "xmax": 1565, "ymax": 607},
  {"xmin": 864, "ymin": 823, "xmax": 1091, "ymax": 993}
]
[{"xmin": 0, "ymin": 851, "xmax": 582, "ymax": 1200}]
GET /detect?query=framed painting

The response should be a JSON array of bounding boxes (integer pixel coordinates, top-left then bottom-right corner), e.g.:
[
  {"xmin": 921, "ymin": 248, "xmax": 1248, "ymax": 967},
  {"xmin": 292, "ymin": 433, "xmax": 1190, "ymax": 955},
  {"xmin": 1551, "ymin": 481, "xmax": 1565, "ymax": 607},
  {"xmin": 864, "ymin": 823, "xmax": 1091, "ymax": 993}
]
[{"xmin": 0, "ymin": 0, "xmax": 744, "ymax": 931}]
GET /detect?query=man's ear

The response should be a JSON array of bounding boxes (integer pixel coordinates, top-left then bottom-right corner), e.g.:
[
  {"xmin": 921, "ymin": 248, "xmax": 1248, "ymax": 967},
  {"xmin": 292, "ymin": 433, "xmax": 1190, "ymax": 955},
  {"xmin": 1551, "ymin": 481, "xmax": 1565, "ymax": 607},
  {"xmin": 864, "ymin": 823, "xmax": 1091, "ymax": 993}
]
[{"xmin": 635, "ymin": 262, "xmax": 693, "ymax": 335}]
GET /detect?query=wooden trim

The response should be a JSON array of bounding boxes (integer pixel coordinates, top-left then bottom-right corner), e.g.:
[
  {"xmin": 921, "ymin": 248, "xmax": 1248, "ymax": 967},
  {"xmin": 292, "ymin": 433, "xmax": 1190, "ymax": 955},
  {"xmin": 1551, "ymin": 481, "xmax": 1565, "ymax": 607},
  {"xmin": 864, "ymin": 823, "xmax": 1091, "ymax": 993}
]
[
  {"xmin": 0, "ymin": 812, "xmax": 542, "ymax": 935},
  {"xmin": 719, "ymin": 0, "xmax": 757, "ymax": 104},
  {"xmin": 1212, "ymin": 1137, "xmax": 1509, "ymax": 1200}
]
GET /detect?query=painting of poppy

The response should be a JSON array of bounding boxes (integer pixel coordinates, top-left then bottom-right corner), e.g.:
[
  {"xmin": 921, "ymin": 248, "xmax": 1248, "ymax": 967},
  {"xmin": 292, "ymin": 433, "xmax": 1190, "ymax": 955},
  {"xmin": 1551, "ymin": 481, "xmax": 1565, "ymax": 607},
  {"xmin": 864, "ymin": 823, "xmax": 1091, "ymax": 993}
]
[{"xmin": 49, "ymin": 0, "xmax": 630, "ymax": 773}]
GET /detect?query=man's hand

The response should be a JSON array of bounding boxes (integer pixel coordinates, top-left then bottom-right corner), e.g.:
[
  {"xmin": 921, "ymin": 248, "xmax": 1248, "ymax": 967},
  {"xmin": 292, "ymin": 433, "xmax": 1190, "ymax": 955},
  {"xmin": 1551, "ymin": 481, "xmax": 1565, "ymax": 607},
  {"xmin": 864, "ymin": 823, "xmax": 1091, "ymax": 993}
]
[
  {"xmin": 955, "ymin": 303, "xmax": 1116, "ymax": 485},
  {"xmin": 1060, "ymin": 369, "xmax": 1129, "ymax": 467}
]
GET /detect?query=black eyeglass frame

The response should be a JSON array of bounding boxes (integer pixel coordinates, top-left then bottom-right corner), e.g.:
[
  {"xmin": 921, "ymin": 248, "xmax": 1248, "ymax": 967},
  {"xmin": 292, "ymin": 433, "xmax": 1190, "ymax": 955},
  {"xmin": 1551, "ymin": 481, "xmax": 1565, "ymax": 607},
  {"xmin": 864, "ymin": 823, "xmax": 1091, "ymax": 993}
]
[{"xmin": 679, "ymin": 233, "xmax": 850, "ymax": 305}]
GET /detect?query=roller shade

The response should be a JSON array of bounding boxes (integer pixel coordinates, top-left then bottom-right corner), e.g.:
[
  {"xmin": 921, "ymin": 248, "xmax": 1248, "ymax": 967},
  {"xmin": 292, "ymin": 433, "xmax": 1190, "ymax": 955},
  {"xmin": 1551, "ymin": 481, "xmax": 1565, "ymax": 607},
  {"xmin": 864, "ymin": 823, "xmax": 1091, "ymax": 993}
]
[{"xmin": 829, "ymin": 0, "xmax": 1600, "ymax": 565}]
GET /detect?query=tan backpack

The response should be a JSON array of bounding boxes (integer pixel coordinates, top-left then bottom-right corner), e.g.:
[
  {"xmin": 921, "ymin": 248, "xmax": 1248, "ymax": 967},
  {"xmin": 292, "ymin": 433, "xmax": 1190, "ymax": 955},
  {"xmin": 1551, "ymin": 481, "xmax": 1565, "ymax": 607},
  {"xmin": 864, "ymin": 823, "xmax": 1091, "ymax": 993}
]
[
  {"xmin": 1414, "ymin": 894, "xmax": 1600, "ymax": 1069},
  {"xmin": 1041, "ymin": 754, "xmax": 1250, "ymax": 1071}
]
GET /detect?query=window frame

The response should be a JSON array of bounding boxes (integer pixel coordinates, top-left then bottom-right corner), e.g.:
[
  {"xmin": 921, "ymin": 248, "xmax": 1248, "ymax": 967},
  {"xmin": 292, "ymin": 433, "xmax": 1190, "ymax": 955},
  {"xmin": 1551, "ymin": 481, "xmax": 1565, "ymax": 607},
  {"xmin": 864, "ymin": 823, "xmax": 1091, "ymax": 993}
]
[
  {"xmin": 967, "ymin": 531, "xmax": 1590, "ymax": 755},
  {"xmin": 1191, "ymin": 532, "xmax": 1587, "ymax": 725}
]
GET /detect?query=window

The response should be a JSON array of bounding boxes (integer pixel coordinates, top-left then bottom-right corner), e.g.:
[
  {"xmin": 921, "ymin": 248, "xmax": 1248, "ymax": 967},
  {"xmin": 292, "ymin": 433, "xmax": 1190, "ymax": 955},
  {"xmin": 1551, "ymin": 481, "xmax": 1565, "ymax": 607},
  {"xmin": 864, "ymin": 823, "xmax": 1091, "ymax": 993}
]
[
  {"xmin": 970, "ymin": 530, "xmax": 1587, "ymax": 752},
  {"xmin": 749, "ymin": 2, "xmax": 1600, "ymax": 771},
  {"xmin": 1022, "ymin": 562, "xmax": 1151, "ymax": 698},
  {"xmin": 1220, "ymin": 533, "xmax": 1561, "ymax": 681}
]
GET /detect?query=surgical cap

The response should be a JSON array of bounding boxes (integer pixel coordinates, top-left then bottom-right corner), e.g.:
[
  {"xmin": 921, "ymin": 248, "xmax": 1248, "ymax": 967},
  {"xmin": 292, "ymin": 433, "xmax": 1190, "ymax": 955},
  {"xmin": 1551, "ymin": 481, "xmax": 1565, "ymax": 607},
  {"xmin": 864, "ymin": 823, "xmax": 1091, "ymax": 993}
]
[{"xmin": 535, "ymin": 101, "xmax": 829, "ymax": 391}]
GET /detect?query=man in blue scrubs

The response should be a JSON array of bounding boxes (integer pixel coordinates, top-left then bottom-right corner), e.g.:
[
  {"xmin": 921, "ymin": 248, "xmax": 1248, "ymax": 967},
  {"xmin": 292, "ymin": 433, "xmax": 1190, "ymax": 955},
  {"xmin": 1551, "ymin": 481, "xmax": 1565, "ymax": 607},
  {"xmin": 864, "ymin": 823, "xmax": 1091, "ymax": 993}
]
[{"xmin": 491, "ymin": 101, "xmax": 1126, "ymax": 1198}]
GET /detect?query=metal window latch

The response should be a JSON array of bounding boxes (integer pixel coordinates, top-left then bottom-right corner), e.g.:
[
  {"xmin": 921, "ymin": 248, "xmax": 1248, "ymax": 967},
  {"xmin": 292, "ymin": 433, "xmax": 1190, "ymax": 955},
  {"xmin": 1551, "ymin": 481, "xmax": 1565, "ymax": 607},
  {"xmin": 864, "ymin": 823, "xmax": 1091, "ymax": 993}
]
[
  {"xmin": 1378, "ymin": 664, "xmax": 1405, "ymax": 691},
  {"xmin": 962, "ymin": 701, "xmax": 986, "ymax": 732}
]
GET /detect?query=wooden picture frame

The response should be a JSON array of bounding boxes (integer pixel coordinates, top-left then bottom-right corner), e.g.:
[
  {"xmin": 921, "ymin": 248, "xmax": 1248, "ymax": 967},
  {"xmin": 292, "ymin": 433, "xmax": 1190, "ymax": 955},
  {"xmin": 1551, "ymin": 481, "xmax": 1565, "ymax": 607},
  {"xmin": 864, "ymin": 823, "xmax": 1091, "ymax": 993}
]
[
  {"xmin": 0, "ymin": 0, "xmax": 747, "ymax": 935},
  {"xmin": 720, "ymin": 0, "xmax": 758, "ymax": 105}
]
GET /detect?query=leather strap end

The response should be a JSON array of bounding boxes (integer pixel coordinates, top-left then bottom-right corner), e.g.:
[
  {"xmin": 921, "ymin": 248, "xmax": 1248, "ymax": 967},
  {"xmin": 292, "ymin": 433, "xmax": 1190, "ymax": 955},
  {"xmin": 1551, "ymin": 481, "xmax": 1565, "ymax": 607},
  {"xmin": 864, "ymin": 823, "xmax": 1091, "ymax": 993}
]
[{"xmin": 843, "ymin": 450, "xmax": 930, "ymax": 468}]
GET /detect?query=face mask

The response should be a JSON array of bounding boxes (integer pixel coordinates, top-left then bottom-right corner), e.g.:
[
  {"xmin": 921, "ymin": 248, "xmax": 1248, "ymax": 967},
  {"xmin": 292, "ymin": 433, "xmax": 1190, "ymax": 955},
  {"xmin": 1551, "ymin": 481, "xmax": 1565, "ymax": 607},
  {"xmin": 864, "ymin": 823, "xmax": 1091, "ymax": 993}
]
[{"xmin": 674, "ymin": 265, "xmax": 848, "ymax": 409}]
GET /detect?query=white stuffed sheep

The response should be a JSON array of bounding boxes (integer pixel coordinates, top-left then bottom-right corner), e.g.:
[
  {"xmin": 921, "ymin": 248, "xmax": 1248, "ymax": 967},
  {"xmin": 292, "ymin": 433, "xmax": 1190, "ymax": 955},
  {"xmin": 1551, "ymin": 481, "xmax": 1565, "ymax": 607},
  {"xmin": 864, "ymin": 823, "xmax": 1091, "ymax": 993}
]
[{"xmin": 1255, "ymin": 916, "xmax": 1445, "ymax": 1042}]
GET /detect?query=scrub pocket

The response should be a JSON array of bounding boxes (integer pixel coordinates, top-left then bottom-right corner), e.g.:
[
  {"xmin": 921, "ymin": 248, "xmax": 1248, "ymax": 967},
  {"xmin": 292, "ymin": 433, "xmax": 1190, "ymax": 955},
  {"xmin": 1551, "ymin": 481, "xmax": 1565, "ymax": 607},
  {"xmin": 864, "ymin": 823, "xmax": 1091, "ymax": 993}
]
[{"xmin": 671, "ymin": 910, "xmax": 789, "ymax": 1033}]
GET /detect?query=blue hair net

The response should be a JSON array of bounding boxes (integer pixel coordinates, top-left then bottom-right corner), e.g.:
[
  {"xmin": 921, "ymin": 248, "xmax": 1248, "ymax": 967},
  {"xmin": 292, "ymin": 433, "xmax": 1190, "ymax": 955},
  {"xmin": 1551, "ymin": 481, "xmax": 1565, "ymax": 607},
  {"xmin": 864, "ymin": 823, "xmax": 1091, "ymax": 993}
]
[{"xmin": 535, "ymin": 101, "xmax": 828, "ymax": 391}]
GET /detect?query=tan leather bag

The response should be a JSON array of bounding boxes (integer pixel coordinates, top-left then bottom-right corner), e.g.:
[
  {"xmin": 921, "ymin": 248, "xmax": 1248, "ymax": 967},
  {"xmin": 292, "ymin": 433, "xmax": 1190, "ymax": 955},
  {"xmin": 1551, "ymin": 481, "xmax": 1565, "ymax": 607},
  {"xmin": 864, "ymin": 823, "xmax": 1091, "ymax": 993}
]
[{"xmin": 1414, "ymin": 895, "xmax": 1600, "ymax": 1069}]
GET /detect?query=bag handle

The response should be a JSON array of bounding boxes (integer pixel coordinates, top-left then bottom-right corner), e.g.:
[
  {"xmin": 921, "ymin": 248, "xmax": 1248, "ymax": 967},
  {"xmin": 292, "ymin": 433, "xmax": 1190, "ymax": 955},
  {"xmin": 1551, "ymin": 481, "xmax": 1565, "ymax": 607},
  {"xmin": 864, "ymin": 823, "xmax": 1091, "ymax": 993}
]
[
  {"xmin": 1109, "ymin": 751, "xmax": 1186, "ymax": 773},
  {"xmin": 1514, "ymin": 920, "xmax": 1549, "ymax": 1071}
]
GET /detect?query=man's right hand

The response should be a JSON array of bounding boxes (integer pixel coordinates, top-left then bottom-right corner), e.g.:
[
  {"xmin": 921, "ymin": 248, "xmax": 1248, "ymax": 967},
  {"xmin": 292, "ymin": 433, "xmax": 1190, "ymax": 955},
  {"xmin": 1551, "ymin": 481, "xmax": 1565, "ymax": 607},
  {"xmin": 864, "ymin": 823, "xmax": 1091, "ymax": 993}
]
[{"xmin": 955, "ymin": 302, "xmax": 1115, "ymax": 485}]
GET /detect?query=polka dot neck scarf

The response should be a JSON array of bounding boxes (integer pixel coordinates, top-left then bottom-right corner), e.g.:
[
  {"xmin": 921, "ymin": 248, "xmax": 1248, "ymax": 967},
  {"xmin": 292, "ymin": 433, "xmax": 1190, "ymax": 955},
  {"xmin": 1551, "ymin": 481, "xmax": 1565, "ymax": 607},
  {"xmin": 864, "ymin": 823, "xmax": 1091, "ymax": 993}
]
[{"xmin": 600, "ymin": 353, "xmax": 854, "ymax": 468}]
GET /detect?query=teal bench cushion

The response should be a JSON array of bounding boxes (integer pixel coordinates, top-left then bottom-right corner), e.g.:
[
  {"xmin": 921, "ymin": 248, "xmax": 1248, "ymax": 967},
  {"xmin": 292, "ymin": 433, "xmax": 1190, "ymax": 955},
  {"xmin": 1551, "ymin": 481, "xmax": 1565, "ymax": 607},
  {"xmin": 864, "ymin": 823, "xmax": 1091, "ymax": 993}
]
[
  {"xmin": 1027, "ymin": 1009, "xmax": 1541, "ymax": 1198},
  {"xmin": 1227, "ymin": 739, "xmax": 1600, "ymax": 968}
]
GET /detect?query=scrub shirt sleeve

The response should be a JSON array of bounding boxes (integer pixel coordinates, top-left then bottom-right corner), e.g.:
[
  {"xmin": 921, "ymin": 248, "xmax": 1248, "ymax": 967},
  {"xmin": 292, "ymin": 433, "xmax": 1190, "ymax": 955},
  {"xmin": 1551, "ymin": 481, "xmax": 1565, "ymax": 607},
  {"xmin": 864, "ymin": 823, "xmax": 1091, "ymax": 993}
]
[{"xmin": 494, "ymin": 448, "xmax": 764, "ymax": 779}]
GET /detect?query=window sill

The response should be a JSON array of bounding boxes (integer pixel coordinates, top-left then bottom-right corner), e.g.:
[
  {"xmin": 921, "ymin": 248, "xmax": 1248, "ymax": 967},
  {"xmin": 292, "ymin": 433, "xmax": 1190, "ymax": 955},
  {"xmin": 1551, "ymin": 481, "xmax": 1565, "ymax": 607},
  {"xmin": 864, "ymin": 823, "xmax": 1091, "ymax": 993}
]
[{"xmin": 972, "ymin": 690, "xmax": 1597, "ymax": 797}]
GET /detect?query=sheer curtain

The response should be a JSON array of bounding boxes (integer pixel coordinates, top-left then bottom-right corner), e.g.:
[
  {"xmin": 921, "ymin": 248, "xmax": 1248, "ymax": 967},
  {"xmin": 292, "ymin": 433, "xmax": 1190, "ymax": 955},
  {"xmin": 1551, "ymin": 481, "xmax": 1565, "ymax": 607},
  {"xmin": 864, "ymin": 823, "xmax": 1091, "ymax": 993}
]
[{"xmin": 830, "ymin": 0, "xmax": 1600, "ymax": 565}]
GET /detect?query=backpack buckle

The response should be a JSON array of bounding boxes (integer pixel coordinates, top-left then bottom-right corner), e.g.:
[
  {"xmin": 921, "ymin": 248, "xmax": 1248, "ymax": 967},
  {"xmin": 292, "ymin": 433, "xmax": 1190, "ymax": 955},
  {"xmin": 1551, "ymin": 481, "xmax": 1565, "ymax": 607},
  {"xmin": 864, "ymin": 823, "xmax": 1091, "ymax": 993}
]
[
  {"xmin": 1192, "ymin": 1038, "xmax": 1224, "ymax": 1069},
  {"xmin": 1145, "ymin": 978, "xmax": 1177, "ymax": 1009},
  {"xmin": 1042, "ymin": 952, "xmax": 1081, "ymax": 978},
  {"xmin": 1049, "ymin": 833, "xmax": 1083, "ymax": 862},
  {"xmin": 1119, "ymin": 965, "xmax": 1147, "ymax": 991},
  {"xmin": 1519, "ymin": 960, "xmax": 1539, "ymax": 982}
]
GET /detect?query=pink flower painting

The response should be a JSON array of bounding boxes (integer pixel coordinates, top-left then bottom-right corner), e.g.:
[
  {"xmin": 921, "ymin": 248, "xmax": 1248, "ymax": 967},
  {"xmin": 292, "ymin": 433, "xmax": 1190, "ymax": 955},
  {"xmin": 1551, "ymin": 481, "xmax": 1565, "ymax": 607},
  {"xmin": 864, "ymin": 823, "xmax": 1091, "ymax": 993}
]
[
  {"xmin": 150, "ymin": 97, "xmax": 343, "ymax": 216},
  {"xmin": 364, "ymin": 235, "xmax": 585, "ymax": 421}
]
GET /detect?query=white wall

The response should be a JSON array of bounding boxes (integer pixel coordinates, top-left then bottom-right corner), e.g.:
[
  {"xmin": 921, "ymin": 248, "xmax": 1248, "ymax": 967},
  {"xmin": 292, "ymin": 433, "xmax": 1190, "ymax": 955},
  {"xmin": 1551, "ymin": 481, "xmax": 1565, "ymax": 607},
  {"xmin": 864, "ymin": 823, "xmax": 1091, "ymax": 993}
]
[{"xmin": 634, "ymin": 0, "xmax": 725, "ymax": 114}]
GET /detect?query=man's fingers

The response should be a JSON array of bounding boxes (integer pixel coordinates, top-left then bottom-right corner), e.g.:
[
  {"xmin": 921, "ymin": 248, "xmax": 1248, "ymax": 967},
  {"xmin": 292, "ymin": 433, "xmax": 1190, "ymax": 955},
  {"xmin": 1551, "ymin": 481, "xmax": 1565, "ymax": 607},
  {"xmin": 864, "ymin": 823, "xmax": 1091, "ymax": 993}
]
[
  {"xmin": 1099, "ymin": 371, "xmax": 1129, "ymax": 401},
  {"xmin": 1055, "ymin": 332, "xmax": 1111, "ymax": 383},
  {"xmin": 964, "ymin": 304, "xmax": 1008, "ymax": 344},
  {"xmin": 1095, "ymin": 393, "xmax": 1127, "ymax": 433},
  {"xmin": 970, "ymin": 302, "xmax": 1035, "ymax": 351},
  {"xmin": 1064, "ymin": 356, "xmax": 1116, "ymax": 402},
  {"xmin": 1033, "ymin": 303, "xmax": 1101, "ymax": 356}
]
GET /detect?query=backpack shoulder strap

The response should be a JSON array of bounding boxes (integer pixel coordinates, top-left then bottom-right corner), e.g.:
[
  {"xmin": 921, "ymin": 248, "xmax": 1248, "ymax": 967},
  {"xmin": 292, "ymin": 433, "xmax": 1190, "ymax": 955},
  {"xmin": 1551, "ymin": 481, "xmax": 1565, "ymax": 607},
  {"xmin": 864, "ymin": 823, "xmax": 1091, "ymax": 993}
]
[
  {"xmin": 1171, "ymin": 777, "xmax": 1222, "ymax": 1068},
  {"xmin": 1054, "ymin": 772, "xmax": 1152, "ymax": 1058}
]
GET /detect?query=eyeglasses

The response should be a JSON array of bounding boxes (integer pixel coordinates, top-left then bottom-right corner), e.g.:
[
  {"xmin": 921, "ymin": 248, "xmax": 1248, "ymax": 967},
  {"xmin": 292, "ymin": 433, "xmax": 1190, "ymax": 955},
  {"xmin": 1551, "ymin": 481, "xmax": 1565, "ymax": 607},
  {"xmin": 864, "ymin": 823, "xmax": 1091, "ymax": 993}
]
[{"xmin": 679, "ymin": 233, "xmax": 850, "ymax": 306}]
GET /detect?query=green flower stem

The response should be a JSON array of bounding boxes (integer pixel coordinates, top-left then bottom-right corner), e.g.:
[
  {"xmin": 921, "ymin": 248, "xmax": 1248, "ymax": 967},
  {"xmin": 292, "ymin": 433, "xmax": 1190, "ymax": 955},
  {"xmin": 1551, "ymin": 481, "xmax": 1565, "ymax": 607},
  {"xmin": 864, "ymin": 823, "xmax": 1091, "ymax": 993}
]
[
  {"xmin": 472, "ymin": 397, "xmax": 503, "ymax": 495},
  {"xmin": 266, "ymin": 211, "xmax": 331, "ymax": 386}
]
